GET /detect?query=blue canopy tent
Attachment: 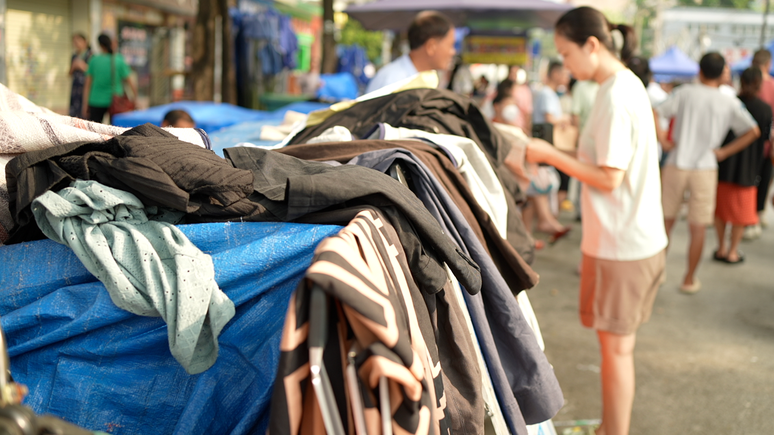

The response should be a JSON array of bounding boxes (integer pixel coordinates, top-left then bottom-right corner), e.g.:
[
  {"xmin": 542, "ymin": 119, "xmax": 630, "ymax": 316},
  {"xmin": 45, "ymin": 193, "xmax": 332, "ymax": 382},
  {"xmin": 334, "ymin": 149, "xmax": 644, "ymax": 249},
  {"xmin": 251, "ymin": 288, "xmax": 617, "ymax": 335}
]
[
  {"xmin": 650, "ymin": 46, "xmax": 699, "ymax": 83},
  {"xmin": 112, "ymin": 101, "xmax": 328, "ymax": 134}
]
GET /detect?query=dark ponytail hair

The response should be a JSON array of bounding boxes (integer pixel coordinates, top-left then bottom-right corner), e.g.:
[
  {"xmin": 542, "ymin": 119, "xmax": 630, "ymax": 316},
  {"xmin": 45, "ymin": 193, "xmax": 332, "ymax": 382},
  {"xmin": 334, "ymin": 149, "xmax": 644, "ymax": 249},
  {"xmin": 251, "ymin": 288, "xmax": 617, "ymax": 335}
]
[
  {"xmin": 98, "ymin": 33, "xmax": 113, "ymax": 55},
  {"xmin": 739, "ymin": 67, "xmax": 762, "ymax": 99},
  {"xmin": 555, "ymin": 6, "xmax": 637, "ymax": 64}
]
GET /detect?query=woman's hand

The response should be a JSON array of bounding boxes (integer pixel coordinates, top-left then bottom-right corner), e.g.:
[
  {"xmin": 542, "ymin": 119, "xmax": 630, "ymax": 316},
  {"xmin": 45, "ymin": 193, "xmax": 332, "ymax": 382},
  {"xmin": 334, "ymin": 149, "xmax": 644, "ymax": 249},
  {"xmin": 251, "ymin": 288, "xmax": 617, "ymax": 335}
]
[
  {"xmin": 526, "ymin": 138, "xmax": 557, "ymax": 165},
  {"xmin": 73, "ymin": 58, "xmax": 88, "ymax": 72}
]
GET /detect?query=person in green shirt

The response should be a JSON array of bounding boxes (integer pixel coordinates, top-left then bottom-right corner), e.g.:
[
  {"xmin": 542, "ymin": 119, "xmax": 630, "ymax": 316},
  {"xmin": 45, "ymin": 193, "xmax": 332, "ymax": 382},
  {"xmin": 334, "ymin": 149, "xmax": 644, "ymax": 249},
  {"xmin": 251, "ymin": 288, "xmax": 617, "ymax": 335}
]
[{"xmin": 82, "ymin": 33, "xmax": 136, "ymax": 123}]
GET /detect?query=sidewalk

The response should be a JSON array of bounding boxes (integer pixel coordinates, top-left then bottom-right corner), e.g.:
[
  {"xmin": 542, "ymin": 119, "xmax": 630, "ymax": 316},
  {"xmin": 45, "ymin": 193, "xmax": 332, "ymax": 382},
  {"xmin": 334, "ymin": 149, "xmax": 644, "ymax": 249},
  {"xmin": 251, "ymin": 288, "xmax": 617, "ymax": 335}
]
[{"xmin": 528, "ymin": 201, "xmax": 774, "ymax": 435}]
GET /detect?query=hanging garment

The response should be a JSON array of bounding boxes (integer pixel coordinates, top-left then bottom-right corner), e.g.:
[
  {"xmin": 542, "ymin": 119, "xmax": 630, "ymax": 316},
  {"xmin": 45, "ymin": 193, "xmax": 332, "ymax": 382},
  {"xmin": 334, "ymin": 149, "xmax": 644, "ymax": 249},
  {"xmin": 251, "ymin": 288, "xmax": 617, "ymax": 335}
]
[
  {"xmin": 31, "ymin": 179, "xmax": 233, "ymax": 374},
  {"xmin": 279, "ymin": 140, "xmax": 538, "ymax": 292},
  {"xmin": 271, "ymin": 209, "xmax": 458, "ymax": 435},
  {"xmin": 368, "ymin": 123, "xmax": 508, "ymax": 238},
  {"xmin": 284, "ymin": 87, "xmax": 535, "ymax": 263},
  {"xmin": 278, "ymin": 14, "xmax": 298, "ymax": 70},
  {"xmin": 278, "ymin": 142, "xmax": 560, "ymax": 433}
]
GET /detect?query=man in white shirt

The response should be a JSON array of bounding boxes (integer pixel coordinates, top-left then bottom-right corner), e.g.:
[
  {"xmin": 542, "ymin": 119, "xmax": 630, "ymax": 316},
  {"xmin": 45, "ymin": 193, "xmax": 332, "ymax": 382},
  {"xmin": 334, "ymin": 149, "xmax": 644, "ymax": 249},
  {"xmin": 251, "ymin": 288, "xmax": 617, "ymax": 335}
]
[
  {"xmin": 364, "ymin": 11, "xmax": 456, "ymax": 94},
  {"xmin": 654, "ymin": 52, "xmax": 760, "ymax": 293}
]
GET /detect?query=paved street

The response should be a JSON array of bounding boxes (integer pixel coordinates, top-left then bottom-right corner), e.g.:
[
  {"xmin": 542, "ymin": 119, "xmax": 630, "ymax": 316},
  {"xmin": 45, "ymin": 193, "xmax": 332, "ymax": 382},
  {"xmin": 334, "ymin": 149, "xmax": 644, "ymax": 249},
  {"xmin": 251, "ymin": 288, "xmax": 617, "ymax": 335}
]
[{"xmin": 528, "ymin": 202, "xmax": 774, "ymax": 435}]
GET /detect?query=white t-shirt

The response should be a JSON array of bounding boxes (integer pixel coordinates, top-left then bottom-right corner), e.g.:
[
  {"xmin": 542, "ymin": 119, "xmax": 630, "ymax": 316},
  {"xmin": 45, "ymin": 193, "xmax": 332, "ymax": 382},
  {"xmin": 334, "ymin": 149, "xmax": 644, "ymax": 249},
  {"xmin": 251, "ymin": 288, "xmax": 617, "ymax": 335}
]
[
  {"xmin": 571, "ymin": 80, "xmax": 600, "ymax": 131},
  {"xmin": 365, "ymin": 54, "xmax": 418, "ymax": 94},
  {"xmin": 578, "ymin": 69, "xmax": 668, "ymax": 261},
  {"xmin": 656, "ymin": 83, "xmax": 756, "ymax": 170}
]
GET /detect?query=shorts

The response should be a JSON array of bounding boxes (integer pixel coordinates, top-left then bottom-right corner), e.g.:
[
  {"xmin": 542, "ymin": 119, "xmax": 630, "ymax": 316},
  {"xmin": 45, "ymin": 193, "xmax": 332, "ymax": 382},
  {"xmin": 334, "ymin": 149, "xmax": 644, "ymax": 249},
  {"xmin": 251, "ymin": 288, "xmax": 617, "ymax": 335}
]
[
  {"xmin": 661, "ymin": 166, "xmax": 718, "ymax": 226},
  {"xmin": 579, "ymin": 250, "xmax": 666, "ymax": 335}
]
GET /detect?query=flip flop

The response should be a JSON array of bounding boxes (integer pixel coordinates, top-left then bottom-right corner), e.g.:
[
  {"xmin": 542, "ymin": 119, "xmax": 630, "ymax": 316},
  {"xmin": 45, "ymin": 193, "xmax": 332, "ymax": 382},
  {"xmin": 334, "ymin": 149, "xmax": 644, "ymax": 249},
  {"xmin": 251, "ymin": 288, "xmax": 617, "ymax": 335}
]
[
  {"xmin": 549, "ymin": 227, "xmax": 571, "ymax": 245},
  {"xmin": 534, "ymin": 239, "xmax": 546, "ymax": 250},
  {"xmin": 712, "ymin": 250, "xmax": 727, "ymax": 262},
  {"xmin": 723, "ymin": 251, "xmax": 745, "ymax": 264}
]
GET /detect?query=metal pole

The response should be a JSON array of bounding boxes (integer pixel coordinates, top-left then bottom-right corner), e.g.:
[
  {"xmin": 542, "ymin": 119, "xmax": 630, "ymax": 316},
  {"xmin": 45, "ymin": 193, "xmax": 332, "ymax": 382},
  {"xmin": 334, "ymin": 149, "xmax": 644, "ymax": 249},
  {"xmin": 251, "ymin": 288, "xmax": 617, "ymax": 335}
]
[{"xmin": 761, "ymin": 0, "xmax": 770, "ymax": 48}]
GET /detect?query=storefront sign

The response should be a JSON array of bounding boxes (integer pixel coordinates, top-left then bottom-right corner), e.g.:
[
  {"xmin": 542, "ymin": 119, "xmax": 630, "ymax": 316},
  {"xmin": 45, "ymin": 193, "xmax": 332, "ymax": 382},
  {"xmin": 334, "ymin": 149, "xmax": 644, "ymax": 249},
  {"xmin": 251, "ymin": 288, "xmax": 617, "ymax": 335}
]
[{"xmin": 462, "ymin": 35, "xmax": 527, "ymax": 65}]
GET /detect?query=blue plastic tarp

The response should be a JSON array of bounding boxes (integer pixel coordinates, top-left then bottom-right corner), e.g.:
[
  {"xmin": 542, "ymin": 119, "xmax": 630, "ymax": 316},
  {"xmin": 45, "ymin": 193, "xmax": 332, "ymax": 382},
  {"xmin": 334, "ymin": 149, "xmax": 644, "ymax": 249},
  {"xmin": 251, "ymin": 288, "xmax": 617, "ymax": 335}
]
[
  {"xmin": 317, "ymin": 72, "xmax": 360, "ymax": 101},
  {"xmin": 0, "ymin": 222, "xmax": 342, "ymax": 435},
  {"xmin": 208, "ymin": 101, "xmax": 330, "ymax": 156},
  {"xmin": 111, "ymin": 101, "xmax": 328, "ymax": 134},
  {"xmin": 650, "ymin": 46, "xmax": 699, "ymax": 81}
]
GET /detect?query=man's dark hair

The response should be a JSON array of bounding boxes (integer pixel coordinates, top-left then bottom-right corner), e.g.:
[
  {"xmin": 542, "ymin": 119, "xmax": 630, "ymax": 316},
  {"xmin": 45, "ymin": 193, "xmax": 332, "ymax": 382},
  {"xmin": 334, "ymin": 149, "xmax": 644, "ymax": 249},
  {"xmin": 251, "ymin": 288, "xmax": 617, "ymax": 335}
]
[
  {"xmin": 547, "ymin": 60, "xmax": 564, "ymax": 77},
  {"xmin": 627, "ymin": 56, "xmax": 652, "ymax": 87},
  {"xmin": 408, "ymin": 11, "xmax": 453, "ymax": 50},
  {"xmin": 163, "ymin": 109, "xmax": 194, "ymax": 126},
  {"xmin": 752, "ymin": 49, "xmax": 772, "ymax": 68},
  {"xmin": 699, "ymin": 52, "xmax": 725, "ymax": 80}
]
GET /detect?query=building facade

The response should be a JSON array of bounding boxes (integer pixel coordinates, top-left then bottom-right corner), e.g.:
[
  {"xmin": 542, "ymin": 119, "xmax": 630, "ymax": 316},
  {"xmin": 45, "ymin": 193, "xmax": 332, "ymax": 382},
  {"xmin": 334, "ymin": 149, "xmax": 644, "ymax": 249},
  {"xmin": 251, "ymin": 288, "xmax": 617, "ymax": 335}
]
[
  {"xmin": 659, "ymin": 7, "xmax": 774, "ymax": 65},
  {"xmin": 0, "ymin": 0, "xmax": 195, "ymax": 114}
]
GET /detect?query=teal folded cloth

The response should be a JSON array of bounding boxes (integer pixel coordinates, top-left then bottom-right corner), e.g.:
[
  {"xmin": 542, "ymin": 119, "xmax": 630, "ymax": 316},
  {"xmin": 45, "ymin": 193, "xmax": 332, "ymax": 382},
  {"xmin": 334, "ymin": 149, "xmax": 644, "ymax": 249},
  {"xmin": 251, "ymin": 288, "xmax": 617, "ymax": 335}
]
[{"xmin": 32, "ymin": 180, "xmax": 235, "ymax": 374}]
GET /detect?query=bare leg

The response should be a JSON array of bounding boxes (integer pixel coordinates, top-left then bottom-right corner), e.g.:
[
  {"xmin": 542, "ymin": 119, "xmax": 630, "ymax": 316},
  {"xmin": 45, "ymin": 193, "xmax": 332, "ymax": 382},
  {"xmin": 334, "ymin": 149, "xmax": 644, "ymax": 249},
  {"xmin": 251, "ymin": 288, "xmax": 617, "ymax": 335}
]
[
  {"xmin": 713, "ymin": 216, "xmax": 727, "ymax": 258},
  {"xmin": 522, "ymin": 199, "xmax": 536, "ymax": 235},
  {"xmin": 726, "ymin": 225, "xmax": 745, "ymax": 262},
  {"xmin": 595, "ymin": 330, "xmax": 637, "ymax": 435},
  {"xmin": 558, "ymin": 190, "xmax": 568, "ymax": 213},
  {"xmin": 533, "ymin": 194, "xmax": 565, "ymax": 233},
  {"xmin": 683, "ymin": 223, "xmax": 706, "ymax": 287},
  {"xmin": 664, "ymin": 218, "xmax": 676, "ymax": 242}
]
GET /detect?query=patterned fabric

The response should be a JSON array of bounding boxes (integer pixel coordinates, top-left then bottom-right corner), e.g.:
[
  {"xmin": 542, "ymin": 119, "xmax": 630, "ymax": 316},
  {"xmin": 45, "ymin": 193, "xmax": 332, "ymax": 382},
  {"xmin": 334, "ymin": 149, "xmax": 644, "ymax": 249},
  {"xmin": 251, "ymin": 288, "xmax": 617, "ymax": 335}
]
[
  {"xmin": 270, "ymin": 209, "xmax": 446, "ymax": 435},
  {"xmin": 31, "ymin": 179, "xmax": 235, "ymax": 374},
  {"xmin": 0, "ymin": 83, "xmax": 209, "ymax": 246}
]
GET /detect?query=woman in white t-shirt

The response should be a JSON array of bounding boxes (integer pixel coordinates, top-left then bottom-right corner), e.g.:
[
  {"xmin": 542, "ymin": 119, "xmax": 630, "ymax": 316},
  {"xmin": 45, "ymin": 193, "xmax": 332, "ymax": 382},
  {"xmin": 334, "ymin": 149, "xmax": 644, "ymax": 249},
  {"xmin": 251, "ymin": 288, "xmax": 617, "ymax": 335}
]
[{"xmin": 506, "ymin": 7, "xmax": 668, "ymax": 435}]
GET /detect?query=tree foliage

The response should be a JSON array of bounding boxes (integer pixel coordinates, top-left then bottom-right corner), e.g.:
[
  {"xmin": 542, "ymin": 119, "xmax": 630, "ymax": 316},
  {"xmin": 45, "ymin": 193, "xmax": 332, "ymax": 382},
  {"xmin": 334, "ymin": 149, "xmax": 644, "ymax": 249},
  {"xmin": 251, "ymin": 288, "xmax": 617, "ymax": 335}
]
[{"xmin": 340, "ymin": 19, "xmax": 383, "ymax": 65}]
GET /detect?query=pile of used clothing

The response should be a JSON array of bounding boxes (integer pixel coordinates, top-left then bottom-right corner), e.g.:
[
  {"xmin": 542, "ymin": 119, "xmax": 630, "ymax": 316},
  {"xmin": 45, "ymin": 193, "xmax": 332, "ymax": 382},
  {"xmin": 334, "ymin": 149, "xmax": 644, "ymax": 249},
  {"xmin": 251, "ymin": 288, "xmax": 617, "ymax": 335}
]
[{"xmin": 0, "ymin": 74, "xmax": 561, "ymax": 435}]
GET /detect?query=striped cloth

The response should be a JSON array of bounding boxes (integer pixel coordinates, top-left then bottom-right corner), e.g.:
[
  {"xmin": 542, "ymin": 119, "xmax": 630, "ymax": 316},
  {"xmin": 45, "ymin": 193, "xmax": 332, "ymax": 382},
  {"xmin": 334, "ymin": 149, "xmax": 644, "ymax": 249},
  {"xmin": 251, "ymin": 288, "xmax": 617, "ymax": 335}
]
[
  {"xmin": 270, "ymin": 209, "xmax": 446, "ymax": 435},
  {"xmin": 0, "ymin": 83, "xmax": 208, "ymax": 246}
]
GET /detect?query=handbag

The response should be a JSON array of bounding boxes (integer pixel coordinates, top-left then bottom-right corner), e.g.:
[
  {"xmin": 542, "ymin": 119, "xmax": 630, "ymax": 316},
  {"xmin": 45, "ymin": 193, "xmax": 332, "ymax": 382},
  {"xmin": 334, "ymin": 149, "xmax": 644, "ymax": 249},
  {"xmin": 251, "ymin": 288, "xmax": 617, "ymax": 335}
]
[{"xmin": 108, "ymin": 54, "xmax": 135, "ymax": 116}]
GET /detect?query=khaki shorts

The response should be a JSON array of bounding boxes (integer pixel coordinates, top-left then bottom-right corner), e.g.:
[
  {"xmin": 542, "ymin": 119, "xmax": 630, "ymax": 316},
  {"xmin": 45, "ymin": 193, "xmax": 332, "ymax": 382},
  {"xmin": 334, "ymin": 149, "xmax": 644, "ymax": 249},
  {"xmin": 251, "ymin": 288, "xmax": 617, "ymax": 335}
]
[
  {"xmin": 661, "ymin": 166, "xmax": 718, "ymax": 226},
  {"xmin": 580, "ymin": 250, "xmax": 666, "ymax": 335}
]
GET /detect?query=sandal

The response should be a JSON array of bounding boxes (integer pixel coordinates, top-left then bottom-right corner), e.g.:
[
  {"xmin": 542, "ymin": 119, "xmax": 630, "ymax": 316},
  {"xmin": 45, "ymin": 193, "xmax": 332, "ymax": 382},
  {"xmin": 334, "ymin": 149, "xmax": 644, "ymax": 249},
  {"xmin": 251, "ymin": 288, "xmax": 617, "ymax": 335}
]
[
  {"xmin": 548, "ymin": 227, "xmax": 572, "ymax": 245},
  {"xmin": 712, "ymin": 250, "xmax": 727, "ymax": 262}
]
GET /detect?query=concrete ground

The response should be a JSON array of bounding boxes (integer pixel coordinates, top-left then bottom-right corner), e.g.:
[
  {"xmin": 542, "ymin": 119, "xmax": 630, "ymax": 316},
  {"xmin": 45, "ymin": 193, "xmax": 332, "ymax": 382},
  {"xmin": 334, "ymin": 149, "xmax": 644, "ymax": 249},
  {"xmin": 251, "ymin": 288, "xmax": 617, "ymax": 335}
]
[{"xmin": 527, "ymin": 201, "xmax": 774, "ymax": 435}]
